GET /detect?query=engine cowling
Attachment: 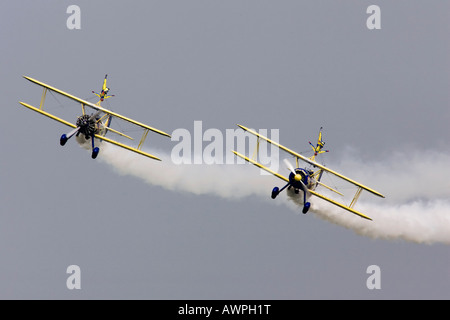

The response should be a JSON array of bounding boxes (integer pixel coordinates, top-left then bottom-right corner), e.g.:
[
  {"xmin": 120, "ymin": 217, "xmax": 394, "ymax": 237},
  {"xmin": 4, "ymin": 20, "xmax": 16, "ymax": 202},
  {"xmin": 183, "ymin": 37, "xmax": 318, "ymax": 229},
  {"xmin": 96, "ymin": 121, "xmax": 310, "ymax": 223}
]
[{"xmin": 76, "ymin": 114, "xmax": 96, "ymax": 138}]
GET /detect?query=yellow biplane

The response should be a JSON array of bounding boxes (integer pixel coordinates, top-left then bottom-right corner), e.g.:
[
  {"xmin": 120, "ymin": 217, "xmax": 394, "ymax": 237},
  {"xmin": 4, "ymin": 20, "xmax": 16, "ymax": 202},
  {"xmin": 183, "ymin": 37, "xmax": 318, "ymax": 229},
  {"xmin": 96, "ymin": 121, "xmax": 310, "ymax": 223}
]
[
  {"xmin": 232, "ymin": 125, "xmax": 385, "ymax": 220},
  {"xmin": 19, "ymin": 75, "xmax": 171, "ymax": 160}
]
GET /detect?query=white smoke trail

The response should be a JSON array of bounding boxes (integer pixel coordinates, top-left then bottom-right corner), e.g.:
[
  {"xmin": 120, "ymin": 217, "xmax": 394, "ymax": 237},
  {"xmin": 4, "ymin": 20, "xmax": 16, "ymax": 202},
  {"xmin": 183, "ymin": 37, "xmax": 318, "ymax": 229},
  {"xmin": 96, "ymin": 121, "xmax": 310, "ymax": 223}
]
[
  {"xmin": 328, "ymin": 147, "xmax": 450, "ymax": 203},
  {"xmin": 97, "ymin": 143, "xmax": 450, "ymax": 245},
  {"xmin": 306, "ymin": 148, "xmax": 450, "ymax": 244},
  {"xmin": 99, "ymin": 143, "xmax": 276, "ymax": 199},
  {"xmin": 312, "ymin": 199, "xmax": 450, "ymax": 244}
]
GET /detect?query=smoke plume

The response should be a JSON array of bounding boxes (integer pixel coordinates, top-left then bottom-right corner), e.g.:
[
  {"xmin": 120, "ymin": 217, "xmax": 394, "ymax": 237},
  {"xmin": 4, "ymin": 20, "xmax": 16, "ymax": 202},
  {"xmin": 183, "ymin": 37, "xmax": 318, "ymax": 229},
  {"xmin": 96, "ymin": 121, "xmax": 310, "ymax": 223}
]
[{"xmin": 98, "ymin": 143, "xmax": 450, "ymax": 244}]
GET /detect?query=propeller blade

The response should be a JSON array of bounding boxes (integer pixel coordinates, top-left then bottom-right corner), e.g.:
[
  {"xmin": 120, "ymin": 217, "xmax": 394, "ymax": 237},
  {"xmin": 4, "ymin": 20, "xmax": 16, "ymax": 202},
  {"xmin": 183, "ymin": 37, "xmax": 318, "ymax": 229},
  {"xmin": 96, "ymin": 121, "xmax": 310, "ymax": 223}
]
[
  {"xmin": 60, "ymin": 127, "xmax": 80, "ymax": 146},
  {"xmin": 283, "ymin": 158, "xmax": 296, "ymax": 174},
  {"xmin": 299, "ymin": 180, "xmax": 311, "ymax": 198},
  {"xmin": 66, "ymin": 126, "xmax": 80, "ymax": 139},
  {"xmin": 89, "ymin": 110, "xmax": 102, "ymax": 121}
]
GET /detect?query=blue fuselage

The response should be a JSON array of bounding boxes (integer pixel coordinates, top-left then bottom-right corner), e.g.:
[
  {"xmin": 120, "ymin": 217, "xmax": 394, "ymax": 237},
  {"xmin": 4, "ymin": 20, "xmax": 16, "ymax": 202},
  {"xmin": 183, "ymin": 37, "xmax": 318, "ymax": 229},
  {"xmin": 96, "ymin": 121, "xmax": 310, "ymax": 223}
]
[{"xmin": 288, "ymin": 168, "xmax": 309, "ymax": 189}]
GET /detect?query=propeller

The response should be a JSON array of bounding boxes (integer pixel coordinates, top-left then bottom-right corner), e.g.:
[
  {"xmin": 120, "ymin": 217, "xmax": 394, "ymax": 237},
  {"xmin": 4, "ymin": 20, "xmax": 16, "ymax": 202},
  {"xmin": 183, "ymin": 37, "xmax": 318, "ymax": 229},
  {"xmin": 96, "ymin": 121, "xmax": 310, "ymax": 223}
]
[
  {"xmin": 283, "ymin": 160, "xmax": 311, "ymax": 212},
  {"xmin": 283, "ymin": 158, "xmax": 296, "ymax": 175},
  {"xmin": 66, "ymin": 127, "xmax": 80, "ymax": 139},
  {"xmin": 60, "ymin": 126, "xmax": 80, "ymax": 146},
  {"xmin": 284, "ymin": 159, "xmax": 302, "ymax": 182},
  {"xmin": 90, "ymin": 110, "xmax": 102, "ymax": 122}
]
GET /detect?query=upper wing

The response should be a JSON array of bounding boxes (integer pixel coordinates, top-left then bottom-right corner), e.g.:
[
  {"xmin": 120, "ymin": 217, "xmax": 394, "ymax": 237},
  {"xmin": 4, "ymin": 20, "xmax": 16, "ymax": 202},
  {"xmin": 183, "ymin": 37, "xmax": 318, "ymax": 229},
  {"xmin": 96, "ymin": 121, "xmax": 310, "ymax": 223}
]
[
  {"xmin": 237, "ymin": 124, "xmax": 385, "ymax": 198},
  {"xmin": 18, "ymin": 101, "xmax": 162, "ymax": 161},
  {"xmin": 23, "ymin": 76, "xmax": 171, "ymax": 138}
]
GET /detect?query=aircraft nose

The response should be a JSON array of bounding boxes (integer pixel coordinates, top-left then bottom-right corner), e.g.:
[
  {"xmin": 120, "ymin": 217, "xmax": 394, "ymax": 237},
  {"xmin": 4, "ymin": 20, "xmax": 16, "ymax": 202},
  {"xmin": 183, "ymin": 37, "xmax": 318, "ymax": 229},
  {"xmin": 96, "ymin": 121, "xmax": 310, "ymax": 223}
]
[{"xmin": 294, "ymin": 174, "xmax": 302, "ymax": 182}]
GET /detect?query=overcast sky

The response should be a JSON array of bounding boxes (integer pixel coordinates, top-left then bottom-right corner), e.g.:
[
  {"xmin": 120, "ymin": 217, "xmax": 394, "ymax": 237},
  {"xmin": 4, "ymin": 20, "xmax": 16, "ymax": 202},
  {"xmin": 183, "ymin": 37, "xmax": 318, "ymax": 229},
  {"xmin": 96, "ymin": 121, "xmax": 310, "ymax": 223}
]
[{"xmin": 1, "ymin": 1, "xmax": 450, "ymax": 299}]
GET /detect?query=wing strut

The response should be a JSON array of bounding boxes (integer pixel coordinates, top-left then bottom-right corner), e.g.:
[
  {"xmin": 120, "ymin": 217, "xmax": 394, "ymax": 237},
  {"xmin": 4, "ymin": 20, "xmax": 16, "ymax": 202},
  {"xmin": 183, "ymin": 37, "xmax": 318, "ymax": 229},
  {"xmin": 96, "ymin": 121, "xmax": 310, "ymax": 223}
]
[
  {"xmin": 349, "ymin": 187, "xmax": 363, "ymax": 209},
  {"xmin": 251, "ymin": 137, "xmax": 260, "ymax": 161},
  {"xmin": 39, "ymin": 88, "xmax": 47, "ymax": 110},
  {"xmin": 138, "ymin": 129, "xmax": 149, "ymax": 150}
]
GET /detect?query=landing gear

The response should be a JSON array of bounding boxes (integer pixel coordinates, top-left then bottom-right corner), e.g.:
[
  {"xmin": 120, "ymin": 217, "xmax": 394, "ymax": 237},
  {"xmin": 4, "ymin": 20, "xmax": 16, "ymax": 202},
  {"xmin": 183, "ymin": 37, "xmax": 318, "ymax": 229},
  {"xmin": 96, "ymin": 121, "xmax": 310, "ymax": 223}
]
[
  {"xmin": 302, "ymin": 202, "xmax": 311, "ymax": 214},
  {"xmin": 60, "ymin": 134, "xmax": 68, "ymax": 146},
  {"xmin": 270, "ymin": 182, "xmax": 311, "ymax": 214},
  {"xmin": 301, "ymin": 183, "xmax": 310, "ymax": 214},
  {"xmin": 271, "ymin": 187, "xmax": 280, "ymax": 199},
  {"xmin": 58, "ymin": 114, "xmax": 102, "ymax": 159},
  {"xmin": 271, "ymin": 182, "xmax": 291, "ymax": 199},
  {"xmin": 91, "ymin": 136, "xmax": 100, "ymax": 159},
  {"xmin": 92, "ymin": 147, "xmax": 100, "ymax": 159},
  {"xmin": 60, "ymin": 126, "xmax": 81, "ymax": 146}
]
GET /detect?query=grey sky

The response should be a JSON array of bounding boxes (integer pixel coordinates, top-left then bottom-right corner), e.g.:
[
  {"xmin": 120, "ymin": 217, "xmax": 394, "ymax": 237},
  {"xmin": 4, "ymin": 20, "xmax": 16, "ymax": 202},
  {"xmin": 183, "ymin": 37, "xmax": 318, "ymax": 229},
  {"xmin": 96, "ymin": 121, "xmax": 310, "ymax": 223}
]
[{"xmin": 1, "ymin": 1, "xmax": 449, "ymax": 299}]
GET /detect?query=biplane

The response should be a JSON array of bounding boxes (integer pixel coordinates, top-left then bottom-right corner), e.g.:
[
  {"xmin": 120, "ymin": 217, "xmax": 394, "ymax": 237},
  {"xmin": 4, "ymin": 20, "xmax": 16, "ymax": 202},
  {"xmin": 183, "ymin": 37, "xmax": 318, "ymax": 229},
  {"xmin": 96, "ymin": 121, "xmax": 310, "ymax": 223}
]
[
  {"xmin": 19, "ymin": 75, "xmax": 171, "ymax": 160},
  {"xmin": 232, "ymin": 125, "xmax": 385, "ymax": 220}
]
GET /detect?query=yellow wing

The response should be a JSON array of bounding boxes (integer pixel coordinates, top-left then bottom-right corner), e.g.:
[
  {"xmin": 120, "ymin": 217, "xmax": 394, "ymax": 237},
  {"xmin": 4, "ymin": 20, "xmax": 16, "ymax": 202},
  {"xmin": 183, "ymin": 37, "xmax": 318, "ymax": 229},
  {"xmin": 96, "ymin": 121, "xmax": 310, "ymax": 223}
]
[
  {"xmin": 232, "ymin": 150, "xmax": 372, "ymax": 220},
  {"xmin": 19, "ymin": 101, "xmax": 162, "ymax": 161},
  {"xmin": 237, "ymin": 124, "xmax": 384, "ymax": 198},
  {"xmin": 23, "ymin": 76, "xmax": 171, "ymax": 138},
  {"xmin": 307, "ymin": 189, "xmax": 372, "ymax": 220},
  {"xmin": 232, "ymin": 150, "xmax": 289, "ymax": 183},
  {"xmin": 94, "ymin": 134, "xmax": 161, "ymax": 161}
]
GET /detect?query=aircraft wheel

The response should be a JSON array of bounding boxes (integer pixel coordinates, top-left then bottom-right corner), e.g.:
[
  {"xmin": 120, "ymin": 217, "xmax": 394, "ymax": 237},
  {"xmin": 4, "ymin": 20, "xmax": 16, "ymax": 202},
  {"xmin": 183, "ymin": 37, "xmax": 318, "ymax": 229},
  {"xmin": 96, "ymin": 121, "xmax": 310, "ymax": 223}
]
[
  {"xmin": 92, "ymin": 147, "xmax": 100, "ymax": 159},
  {"xmin": 60, "ymin": 134, "xmax": 68, "ymax": 146},
  {"xmin": 302, "ymin": 202, "xmax": 311, "ymax": 214},
  {"xmin": 271, "ymin": 187, "xmax": 279, "ymax": 199}
]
